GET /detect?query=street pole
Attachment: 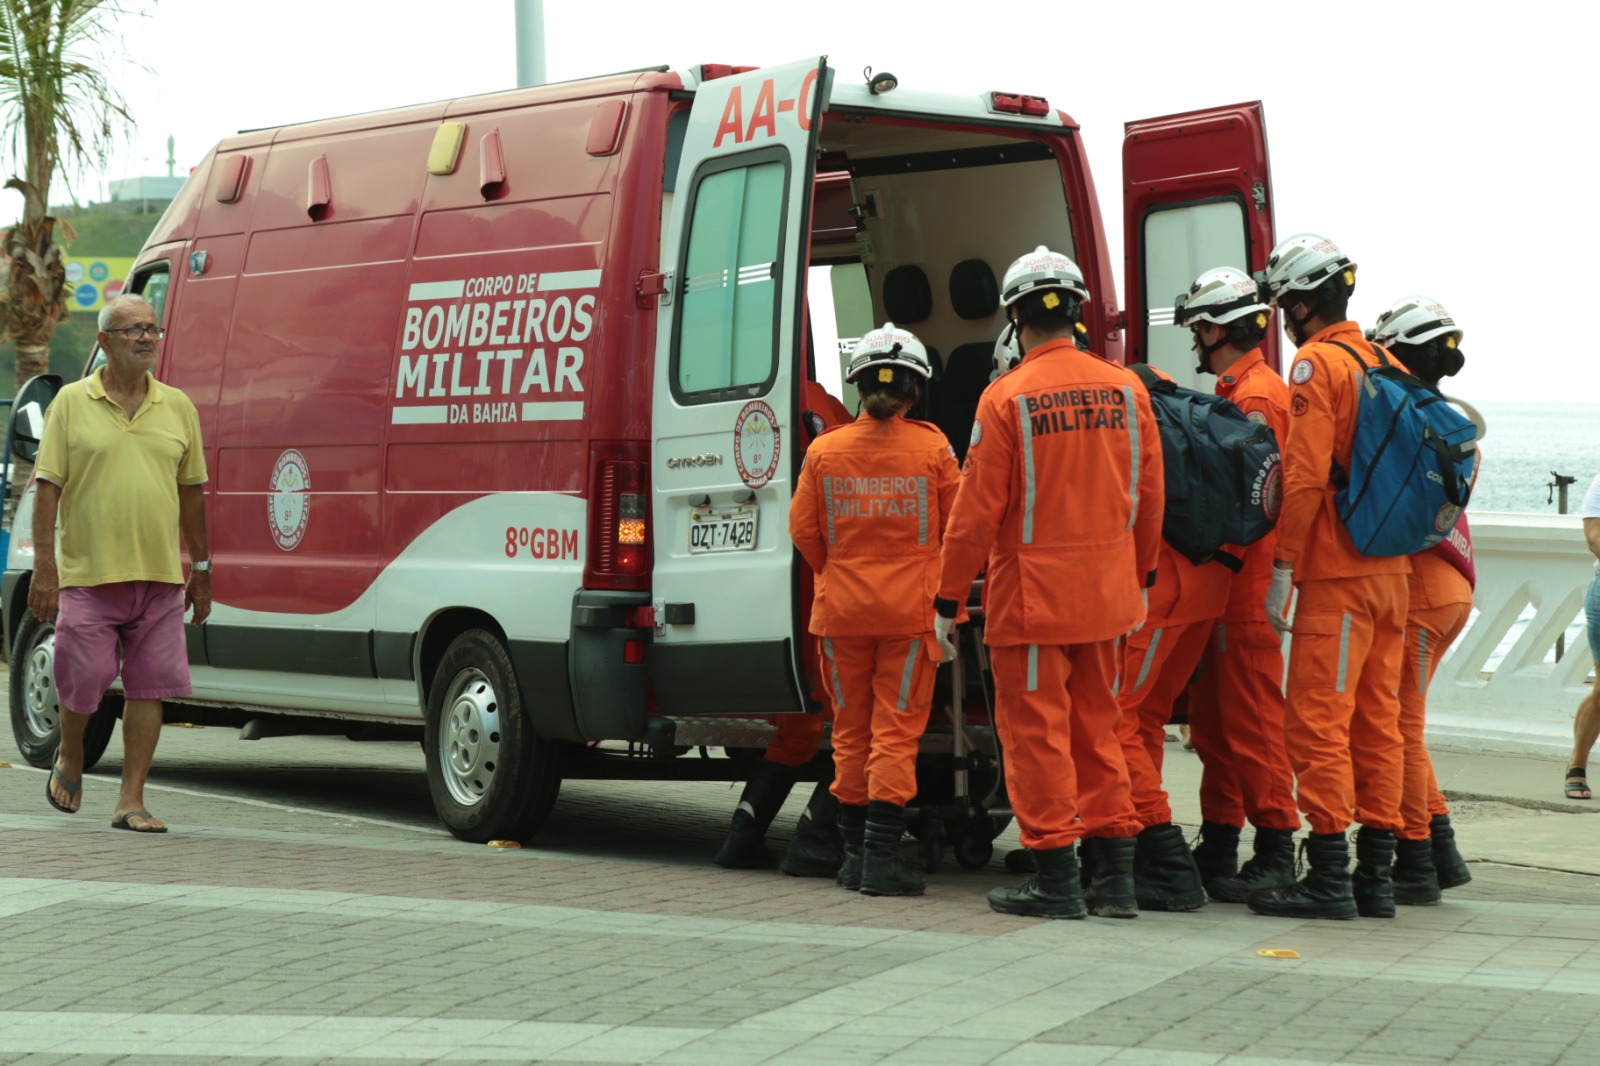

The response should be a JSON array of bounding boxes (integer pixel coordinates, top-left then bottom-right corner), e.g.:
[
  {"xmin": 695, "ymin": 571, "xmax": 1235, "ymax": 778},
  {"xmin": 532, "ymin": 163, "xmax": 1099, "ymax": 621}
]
[
  {"xmin": 514, "ymin": 0, "xmax": 546, "ymax": 88},
  {"xmin": 1551, "ymin": 470, "xmax": 1577, "ymax": 658}
]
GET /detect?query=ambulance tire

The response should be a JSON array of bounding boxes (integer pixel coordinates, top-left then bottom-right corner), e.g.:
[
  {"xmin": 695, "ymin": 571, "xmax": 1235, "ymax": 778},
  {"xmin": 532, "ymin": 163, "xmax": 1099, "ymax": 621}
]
[
  {"xmin": 9, "ymin": 613, "xmax": 117, "ymax": 771},
  {"xmin": 425, "ymin": 628, "xmax": 562, "ymax": 843}
]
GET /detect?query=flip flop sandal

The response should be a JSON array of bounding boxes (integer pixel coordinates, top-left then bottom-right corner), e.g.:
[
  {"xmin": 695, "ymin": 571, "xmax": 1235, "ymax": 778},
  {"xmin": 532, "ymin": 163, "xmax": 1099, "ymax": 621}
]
[
  {"xmin": 1565, "ymin": 767, "xmax": 1591, "ymax": 801},
  {"xmin": 110, "ymin": 810, "xmax": 168, "ymax": 833},
  {"xmin": 46, "ymin": 763, "xmax": 82, "ymax": 814}
]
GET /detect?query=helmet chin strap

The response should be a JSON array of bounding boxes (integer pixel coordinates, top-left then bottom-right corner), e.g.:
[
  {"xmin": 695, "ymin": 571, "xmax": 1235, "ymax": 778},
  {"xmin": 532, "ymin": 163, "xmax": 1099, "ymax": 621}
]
[{"xmin": 1192, "ymin": 327, "xmax": 1229, "ymax": 374}]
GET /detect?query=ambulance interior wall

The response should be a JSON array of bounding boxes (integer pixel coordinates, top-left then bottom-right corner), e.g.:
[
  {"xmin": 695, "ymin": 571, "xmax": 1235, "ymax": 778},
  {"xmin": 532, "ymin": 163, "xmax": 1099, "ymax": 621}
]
[{"xmin": 847, "ymin": 155, "xmax": 1074, "ymax": 447}]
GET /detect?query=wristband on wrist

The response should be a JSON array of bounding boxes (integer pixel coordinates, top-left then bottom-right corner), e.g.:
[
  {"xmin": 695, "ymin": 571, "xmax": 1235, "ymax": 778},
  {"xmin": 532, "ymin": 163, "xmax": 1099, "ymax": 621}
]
[{"xmin": 191, "ymin": 559, "xmax": 212, "ymax": 573}]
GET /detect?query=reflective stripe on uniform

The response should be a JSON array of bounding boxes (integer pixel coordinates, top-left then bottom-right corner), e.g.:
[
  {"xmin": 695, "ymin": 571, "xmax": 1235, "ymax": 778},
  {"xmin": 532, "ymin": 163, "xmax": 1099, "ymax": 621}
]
[
  {"xmin": 1417, "ymin": 627, "xmax": 1430, "ymax": 694},
  {"xmin": 1135, "ymin": 628, "xmax": 1164, "ymax": 693},
  {"xmin": 1027, "ymin": 644, "xmax": 1039, "ymax": 692},
  {"xmin": 896, "ymin": 638, "xmax": 922, "ymax": 712},
  {"xmin": 1335, "ymin": 613, "xmax": 1353, "ymax": 693},
  {"xmin": 822, "ymin": 476, "xmax": 837, "ymax": 545},
  {"xmin": 1112, "ymin": 636, "xmax": 1124, "ymax": 697},
  {"xmin": 1123, "ymin": 385, "xmax": 1139, "ymax": 530},
  {"xmin": 1015, "ymin": 394, "xmax": 1037, "ymax": 545},
  {"xmin": 916, "ymin": 476, "xmax": 929, "ymax": 546},
  {"xmin": 824, "ymin": 637, "xmax": 844, "ymax": 708},
  {"xmin": 1216, "ymin": 622, "xmax": 1228, "ymax": 655}
]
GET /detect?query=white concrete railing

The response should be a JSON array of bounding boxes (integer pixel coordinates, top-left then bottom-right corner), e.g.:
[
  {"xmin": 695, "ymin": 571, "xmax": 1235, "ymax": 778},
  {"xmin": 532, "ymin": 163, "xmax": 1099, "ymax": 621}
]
[{"xmin": 1426, "ymin": 512, "xmax": 1594, "ymax": 756}]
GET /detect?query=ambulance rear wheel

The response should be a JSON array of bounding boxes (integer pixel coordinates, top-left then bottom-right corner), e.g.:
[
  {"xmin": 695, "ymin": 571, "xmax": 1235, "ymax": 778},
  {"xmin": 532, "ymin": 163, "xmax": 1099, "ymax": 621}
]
[
  {"xmin": 425, "ymin": 628, "xmax": 561, "ymax": 843},
  {"xmin": 9, "ymin": 613, "xmax": 117, "ymax": 771}
]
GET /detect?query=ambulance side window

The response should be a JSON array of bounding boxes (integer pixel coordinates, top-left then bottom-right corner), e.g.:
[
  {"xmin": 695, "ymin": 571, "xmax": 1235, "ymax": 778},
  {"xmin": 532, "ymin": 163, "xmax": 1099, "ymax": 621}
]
[
  {"xmin": 674, "ymin": 151, "xmax": 788, "ymax": 401},
  {"xmin": 1141, "ymin": 197, "xmax": 1248, "ymax": 383}
]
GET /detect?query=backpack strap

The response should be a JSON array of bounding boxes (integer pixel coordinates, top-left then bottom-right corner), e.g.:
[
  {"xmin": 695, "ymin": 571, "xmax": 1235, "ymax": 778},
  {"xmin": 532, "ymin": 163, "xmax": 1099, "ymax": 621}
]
[{"xmin": 1130, "ymin": 363, "xmax": 1175, "ymax": 393}]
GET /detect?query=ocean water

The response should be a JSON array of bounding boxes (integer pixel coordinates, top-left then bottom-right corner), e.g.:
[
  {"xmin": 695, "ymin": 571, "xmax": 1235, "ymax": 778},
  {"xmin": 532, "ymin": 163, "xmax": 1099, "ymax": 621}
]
[{"xmin": 1468, "ymin": 402, "xmax": 1600, "ymax": 514}]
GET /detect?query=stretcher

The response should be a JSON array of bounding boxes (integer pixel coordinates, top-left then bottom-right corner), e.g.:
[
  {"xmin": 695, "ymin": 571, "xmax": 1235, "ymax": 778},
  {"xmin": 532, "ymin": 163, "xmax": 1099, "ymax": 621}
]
[{"xmin": 906, "ymin": 591, "xmax": 1015, "ymax": 872}]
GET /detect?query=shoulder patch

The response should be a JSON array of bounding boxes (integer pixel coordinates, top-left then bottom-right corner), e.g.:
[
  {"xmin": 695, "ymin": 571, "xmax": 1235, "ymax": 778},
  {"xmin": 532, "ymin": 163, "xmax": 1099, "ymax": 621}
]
[
  {"xmin": 1290, "ymin": 359, "xmax": 1315, "ymax": 385},
  {"xmin": 969, "ymin": 419, "xmax": 983, "ymax": 449},
  {"xmin": 1246, "ymin": 411, "xmax": 1268, "ymax": 425},
  {"xmin": 1292, "ymin": 394, "xmax": 1310, "ymax": 417}
]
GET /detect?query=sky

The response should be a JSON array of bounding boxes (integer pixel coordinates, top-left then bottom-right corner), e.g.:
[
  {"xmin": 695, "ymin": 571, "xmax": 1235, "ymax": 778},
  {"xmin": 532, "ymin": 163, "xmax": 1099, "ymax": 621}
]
[{"xmin": 21, "ymin": 0, "xmax": 1590, "ymax": 404}]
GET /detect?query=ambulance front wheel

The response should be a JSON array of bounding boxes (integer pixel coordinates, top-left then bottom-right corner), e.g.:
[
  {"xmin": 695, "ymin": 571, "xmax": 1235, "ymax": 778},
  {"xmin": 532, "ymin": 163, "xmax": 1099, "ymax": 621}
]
[
  {"xmin": 8, "ymin": 612, "xmax": 117, "ymax": 771},
  {"xmin": 424, "ymin": 628, "xmax": 562, "ymax": 843}
]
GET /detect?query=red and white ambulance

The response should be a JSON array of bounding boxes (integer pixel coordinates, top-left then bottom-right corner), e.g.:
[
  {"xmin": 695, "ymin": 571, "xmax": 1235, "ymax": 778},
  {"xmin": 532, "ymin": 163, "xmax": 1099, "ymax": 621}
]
[{"xmin": 4, "ymin": 58, "xmax": 1277, "ymax": 843}]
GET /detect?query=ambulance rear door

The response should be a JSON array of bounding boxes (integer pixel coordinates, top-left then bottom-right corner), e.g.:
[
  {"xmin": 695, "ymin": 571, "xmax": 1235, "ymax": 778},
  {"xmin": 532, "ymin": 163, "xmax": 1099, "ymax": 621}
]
[
  {"xmin": 648, "ymin": 58, "xmax": 830, "ymax": 716},
  {"xmin": 1123, "ymin": 102, "xmax": 1276, "ymax": 388}
]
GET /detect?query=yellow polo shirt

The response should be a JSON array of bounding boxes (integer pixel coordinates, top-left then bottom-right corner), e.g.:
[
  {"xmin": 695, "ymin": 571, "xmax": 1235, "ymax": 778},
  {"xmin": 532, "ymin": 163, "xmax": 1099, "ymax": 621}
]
[{"xmin": 34, "ymin": 368, "xmax": 207, "ymax": 588}]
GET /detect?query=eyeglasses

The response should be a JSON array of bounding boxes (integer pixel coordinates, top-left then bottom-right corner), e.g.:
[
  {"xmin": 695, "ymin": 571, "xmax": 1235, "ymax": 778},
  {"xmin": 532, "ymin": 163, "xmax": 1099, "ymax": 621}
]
[{"xmin": 105, "ymin": 325, "xmax": 165, "ymax": 339}]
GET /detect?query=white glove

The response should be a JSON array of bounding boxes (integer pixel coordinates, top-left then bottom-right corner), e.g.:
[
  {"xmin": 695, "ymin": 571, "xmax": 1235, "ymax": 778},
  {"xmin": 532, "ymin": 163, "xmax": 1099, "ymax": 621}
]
[
  {"xmin": 934, "ymin": 614, "xmax": 958, "ymax": 662},
  {"xmin": 1266, "ymin": 565, "xmax": 1295, "ymax": 635}
]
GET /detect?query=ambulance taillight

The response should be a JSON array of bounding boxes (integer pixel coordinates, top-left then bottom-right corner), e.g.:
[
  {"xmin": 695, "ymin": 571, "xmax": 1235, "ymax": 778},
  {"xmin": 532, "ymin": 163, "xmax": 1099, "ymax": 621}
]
[{"xmin": 586, "ymin": 443, "xmax": 651, "ymax": 590}]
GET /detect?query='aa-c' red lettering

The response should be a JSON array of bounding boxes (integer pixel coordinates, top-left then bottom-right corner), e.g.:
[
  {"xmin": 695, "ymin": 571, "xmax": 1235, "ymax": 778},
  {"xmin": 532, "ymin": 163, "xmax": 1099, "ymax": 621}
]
[
  {"xmin": 745, "ymin": 79, "xmax": 777, "ymax": 141},
  {"xmin": 713, "ymin": 86, "xmax": 744, "ymax": 148},
  {"xmin": 796, "ymin": 68, "xmax": 819, "ymax": 132}
]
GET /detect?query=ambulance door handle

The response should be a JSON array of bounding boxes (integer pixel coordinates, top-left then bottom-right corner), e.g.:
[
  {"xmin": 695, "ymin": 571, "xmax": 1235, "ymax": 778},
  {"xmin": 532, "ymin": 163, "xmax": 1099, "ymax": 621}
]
[{"xmin": 659, "ymin": 602, "xmax": 695, "ymax": 626}]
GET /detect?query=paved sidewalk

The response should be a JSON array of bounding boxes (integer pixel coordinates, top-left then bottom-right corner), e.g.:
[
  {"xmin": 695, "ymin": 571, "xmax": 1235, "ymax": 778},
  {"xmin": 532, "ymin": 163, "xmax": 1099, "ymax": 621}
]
[{"xmin": 0, "ymin": 718, "xmax": 1596, "ymax": 1064}]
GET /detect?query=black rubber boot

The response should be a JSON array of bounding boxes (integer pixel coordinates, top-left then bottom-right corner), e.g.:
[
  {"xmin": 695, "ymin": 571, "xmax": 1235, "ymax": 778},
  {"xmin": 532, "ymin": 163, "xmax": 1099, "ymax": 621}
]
[
  {"xmin": 780, "ymin": 780, "xmax": 842, "ymax": 878},
  {"xmin": 1208, "ymin": 827, "xmax": 1297, "ymax": 903},
  {"xmin": 1192, "ymin": 821, "xmax": 1241, "ymax": 888},
  {"xmin": 859, "ymin": 801, "xmax": 924, "ymax": 897},
  {"xmin": 1133, "ymin": 823, "xmax": 1207, "ymax": 912},
  {"xmin": 714, "ymin": 761, "xmax": 800, "ymax": 869},
  {"xmin": 1085, "ymin": 837, "xmax": 1139, "ymax": 918},
  {"xmin": 836, "ymin": 804, "xmax": 866, "ymax": 891},
  {"xmin": 1247, "ymin": 832, "xmax": 1357, "ymax": 920},
  {"xmin": 1352, "ymin": 826, "xmax": 1397, "ymax": 919},
  {"xmin": 1430, "ymin": 813, "xmax": 1472, "ymax": 889},
  {"xmin": 987, "ymin": 845, "xmax": 1087, "ymax": 919},
  {"xmin": 1393, "ymin": 837, "xmax": 1442, "ymax": 906}
]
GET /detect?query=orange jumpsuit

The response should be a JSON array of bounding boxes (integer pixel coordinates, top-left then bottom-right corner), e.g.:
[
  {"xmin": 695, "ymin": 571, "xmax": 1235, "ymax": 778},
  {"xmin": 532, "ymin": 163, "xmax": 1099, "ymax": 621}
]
[
  {"xmin": 939, "ymin": 338, "xmax": 1164, "ymax": 850},
  {"xmin": 1119, "ymin": 542, "xmax": 1229, "ymax": 829},
  {"xmin": 1275, "ymin": 323, "xmax": 1409, "ymax": 835},
  {"xmin": 790, "ymin": 412, "xmax": 960, "ymax": 805},
  {"xmin": 765, "ymin": 382, "xmax": 855, "ymax": 767},
  {"xmin": 1400, "ymin": 522, "xmax": 1474, "ymax": 839},
  {"xmin": 1186, "ymin": 350, "xmax": 1300, "ymax": 832}
]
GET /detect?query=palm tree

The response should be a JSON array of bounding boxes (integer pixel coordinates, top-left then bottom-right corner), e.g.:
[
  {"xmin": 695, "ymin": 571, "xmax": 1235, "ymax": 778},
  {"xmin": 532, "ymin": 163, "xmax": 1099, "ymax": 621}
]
[{"xmin": 1, "ymin": 0, "xmax": 139, "ymax": 393}]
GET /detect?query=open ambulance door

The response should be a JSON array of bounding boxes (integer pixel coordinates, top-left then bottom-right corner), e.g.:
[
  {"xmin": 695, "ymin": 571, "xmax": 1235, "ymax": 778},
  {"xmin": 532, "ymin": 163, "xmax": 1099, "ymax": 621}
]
[
  {"xmin": 649, "ymin": 58, "xmax": 831, "ymax": 716},
  {"xmin": 1122, "ymin": 102, "xmax": 1276, "ymax": 389}
]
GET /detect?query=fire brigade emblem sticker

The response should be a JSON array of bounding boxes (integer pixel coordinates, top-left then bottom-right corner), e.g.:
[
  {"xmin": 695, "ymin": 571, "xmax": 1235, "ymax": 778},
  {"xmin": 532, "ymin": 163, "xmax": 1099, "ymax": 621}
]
[
  {"xmin": 269, "ymin": 449, "xmax": 311, "ymax": 551},
  {"xmin": 733, "ymin": 400, "xmax": 781, "ymax": 489}
]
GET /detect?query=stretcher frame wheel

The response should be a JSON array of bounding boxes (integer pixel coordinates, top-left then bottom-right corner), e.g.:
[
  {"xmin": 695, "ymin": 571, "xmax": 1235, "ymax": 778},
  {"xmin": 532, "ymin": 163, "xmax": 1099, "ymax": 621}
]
[
  {"xmin": 919, "ymin": 816, "xmax": 946, "ymax": 874},
  {"xmin": 954, "ymin": 826, "xmax": 995, "ymax": 870}
]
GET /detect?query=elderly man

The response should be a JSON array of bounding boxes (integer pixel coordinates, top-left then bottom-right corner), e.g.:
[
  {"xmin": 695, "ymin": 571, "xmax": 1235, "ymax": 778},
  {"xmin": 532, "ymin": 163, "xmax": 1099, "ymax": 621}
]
[{"xmin": 34, "ymin": 293, "xmax": 210, "ymax": 832}]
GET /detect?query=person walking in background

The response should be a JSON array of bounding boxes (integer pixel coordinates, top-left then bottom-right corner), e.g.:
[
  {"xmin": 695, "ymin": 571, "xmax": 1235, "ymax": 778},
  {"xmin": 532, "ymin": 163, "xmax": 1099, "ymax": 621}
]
[
  {"xmin": 716, "ymin": 378, "xmax": 854, "ymax": 877},
  {"xmin": 938, "ymin": 247, "xmax": 1164, "ymax": 919},
  {"xmin": 1566, "ymin": 471, "xmax": 1600, "ymax": 800},
  {"xmin": 1368, "ymin": 296, "xmax": 1480, "ymax": 897},
  {"xmin": 1251, "ymin": 234, "xmax": 1408, "ymax": 920},
  {"xmin": 790, "ymin": 324, "xmax": 959, "ymax": 897},
  {"xmin": 34, "ymin": 294, "xmax": 211, "ymax": 833},
  {"xmin": 1174, "ymin": 268, "xmax": 1303, "ymax": 905}
]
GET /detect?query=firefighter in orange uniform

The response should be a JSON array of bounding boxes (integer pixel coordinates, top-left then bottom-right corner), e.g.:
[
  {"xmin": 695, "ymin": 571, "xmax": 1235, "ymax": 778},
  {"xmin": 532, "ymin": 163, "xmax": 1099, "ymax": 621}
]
[
  {"xmin": 1369, "ymin": 295, "xmax": 1478, "ymax": 903},
  {"xmin": 1252, "ymin": 233, "xmax": 1408, "ymax": 920},
  {"xmin": 790, "ymin": 324, "xmax": 959, "ymax": 897},
  {"xmin": 716, "ymin": 379, "xmax": 854, "ymax": 875},
  {"xmin": 1174, "ymin": 268, "xmax": 1302, "ymax": 903},
  {"xmin": 938, "ymin": 247, "xmax": 1164, "ymax": 919}
]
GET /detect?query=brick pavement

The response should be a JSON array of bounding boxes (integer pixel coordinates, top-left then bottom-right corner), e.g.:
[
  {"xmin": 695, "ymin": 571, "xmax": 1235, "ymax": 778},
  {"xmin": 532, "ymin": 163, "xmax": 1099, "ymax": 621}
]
[{"xmin": 1, "ymin": 725, "xmax": 1597, "ymax": 1064}]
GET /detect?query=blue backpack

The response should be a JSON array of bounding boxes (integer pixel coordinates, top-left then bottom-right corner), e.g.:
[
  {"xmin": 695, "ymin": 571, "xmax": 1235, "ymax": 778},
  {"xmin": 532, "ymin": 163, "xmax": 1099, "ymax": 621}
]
[
  {"xmin": 1131, "ymin": 364, "xmax": 1282, "ymax": 571},
  {"xmin": 1327, "ymin": 341, "xmax": 1477, "ymax": 556}
]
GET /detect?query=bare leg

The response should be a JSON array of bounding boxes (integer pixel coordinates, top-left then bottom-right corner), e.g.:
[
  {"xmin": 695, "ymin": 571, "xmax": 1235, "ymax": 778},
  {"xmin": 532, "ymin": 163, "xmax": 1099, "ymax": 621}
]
[
  {"xmin": 1568, "ymin": 686, "xmax": 1600, "ymax": 799},
  {"xmin": 113, "ymin": 698, "xmax": 166, "ymax": 829},
  {"xmin": 51, "ymin": 709, "xmax": 90, "ymax": 812}
]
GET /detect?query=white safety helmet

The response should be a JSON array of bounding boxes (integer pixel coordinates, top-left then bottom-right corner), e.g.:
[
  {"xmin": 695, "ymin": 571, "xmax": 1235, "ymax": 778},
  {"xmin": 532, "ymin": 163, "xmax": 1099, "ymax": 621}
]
[
  {"xmin": 1369, "ymin": 295, "xmax": 1463, "ymax": 349},
  {"xmin": 1173, "ymin": 267, "xmax": 1271, "ymax": 329},
  {"xmin": 999, "ymin": 245, "xmax": 1091, "ymax": 309},
  {"xmin": 844, "ymin": 322, "xmax": 932, "ymax": 387},
  {"xmin": 1256, "ymin": 232, "xmax": 1356, "ymax": 303},
  {"xmin": 991, "ymin": 324, "xmax": 1022, "ymax": 381}
]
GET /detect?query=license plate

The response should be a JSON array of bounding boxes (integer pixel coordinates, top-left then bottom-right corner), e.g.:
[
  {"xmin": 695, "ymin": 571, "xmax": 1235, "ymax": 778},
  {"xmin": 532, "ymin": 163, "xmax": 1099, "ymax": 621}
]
[{"xmin": 688, "ymin": 507, "xmax": 758, "ymax": 553}]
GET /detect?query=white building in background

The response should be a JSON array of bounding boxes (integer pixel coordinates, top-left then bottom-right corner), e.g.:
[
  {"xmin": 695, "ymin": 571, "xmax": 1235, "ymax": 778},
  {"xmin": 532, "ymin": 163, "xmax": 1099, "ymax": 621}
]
[{"xmin": 108, "ymin": 175, "xmax": 186, "ymax": 203}]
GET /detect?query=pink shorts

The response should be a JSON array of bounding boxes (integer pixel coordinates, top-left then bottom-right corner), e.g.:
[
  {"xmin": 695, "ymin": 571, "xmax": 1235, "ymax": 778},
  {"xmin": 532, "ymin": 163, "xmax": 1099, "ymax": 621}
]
[{"xmin": 54, "ymin": 581, "xmax": 191, "ymax": 715}]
